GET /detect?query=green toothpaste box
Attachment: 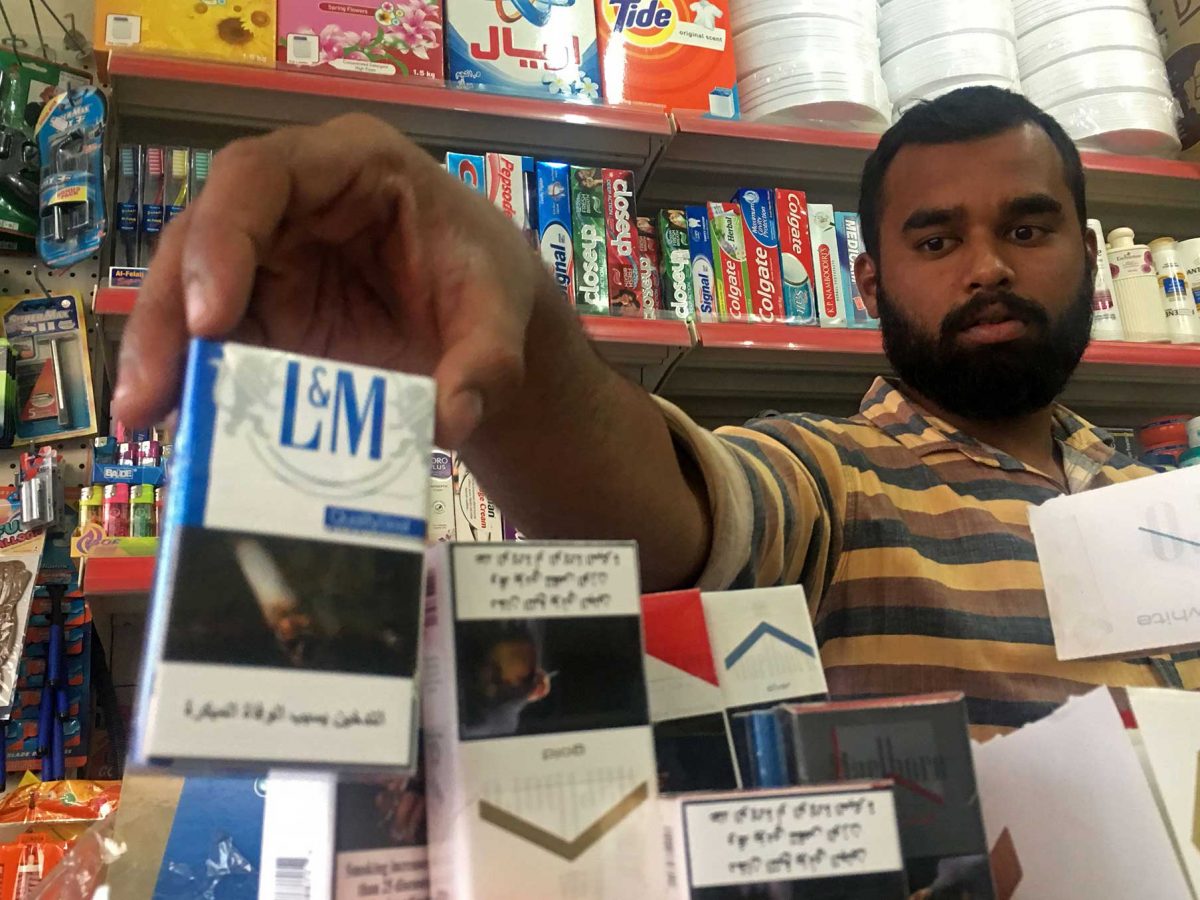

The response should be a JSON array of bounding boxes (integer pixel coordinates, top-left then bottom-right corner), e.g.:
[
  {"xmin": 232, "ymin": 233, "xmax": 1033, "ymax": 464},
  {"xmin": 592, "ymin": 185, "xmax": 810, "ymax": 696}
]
[{"xmin": 570, "ymin": 166, "xmax": 609, "ymax": 314}]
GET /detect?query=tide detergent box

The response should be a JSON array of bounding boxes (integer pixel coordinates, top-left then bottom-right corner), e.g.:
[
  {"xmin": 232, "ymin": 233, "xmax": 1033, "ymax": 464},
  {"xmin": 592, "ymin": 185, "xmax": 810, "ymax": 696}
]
[
  {"xmin": 445, "ymin": 0, "xmax": 601, "ymax": 102},
  {"xmin": 445, "ymin": 152, "xmax": 486, "ymax": 196},
  {"xmin": 685, "ymin": 205, "xmax": 718, "ymax": 322},
  {"xmin": 604, "ymin": 168, "xmax": 641, "ymax": 317},
  {"xmin": 733, "ymin": 189, "xmax": 785, "ymax": 324},
  {"xmin": 486, "ymin": 153, "xmax": 535, "ymax": 239},
  {"xmin": 132, "ymin": 339, "xmax": 432, "ymax": 772},
  {"xmin": 836, "ymin": 211, "xmax": 878, "ymax": 330},
  {"xmin": 809, "ymin": 203, "xmax": 845, "ymax": 328},
  {"xmin": 658, "ymin": 209, "xmax": 694, "ymax": 321},
  {"xmin": 278, "ymin": 0, "xmax": 443, "ymax": 82},
  {"xmin": 708, "ymin": 203, "xmax": 748, "ymax": 321},
  {"xmin": 571, "ymin": 167, "xmax": 609, "ymax": 314},
  {"xmin": 774, "ymin": 189, "xmax": 817, "ymax": 325},
  {"xmin": 537, "ymin": 161, "xmax": 575, "ymax": 301},
  {"xmin": 424, "ymin": 541, "xmax": 664, "ymax": 899},
  {"xmin": 596, "ymin": 0, "xmax": 738, "ymax": 116},
  {"xmin": 96, "ymin": 0, "xmax": 276, "ymax": 66}
]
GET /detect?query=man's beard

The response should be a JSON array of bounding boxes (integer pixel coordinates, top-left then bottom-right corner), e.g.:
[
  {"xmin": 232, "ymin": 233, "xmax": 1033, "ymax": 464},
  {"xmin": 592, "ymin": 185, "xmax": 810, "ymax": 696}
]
[{"xmin": 875, "ymin": 265, "xmax": 1094, "ymax": 421}]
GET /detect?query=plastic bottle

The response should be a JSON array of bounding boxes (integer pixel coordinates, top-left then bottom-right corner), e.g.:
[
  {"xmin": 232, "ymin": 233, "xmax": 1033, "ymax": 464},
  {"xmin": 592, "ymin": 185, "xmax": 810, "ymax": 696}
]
[
  {"xmin": 1085, "ymin": 219, "xmax": 1124, "ymax": 340},
  {"xmin": 1148, "ymin": 236, "xmax": 1200, "ymax": 344},
  {"xmin": 1106, "ymin": 228, "xmax": 1170, "ymax": 342}
]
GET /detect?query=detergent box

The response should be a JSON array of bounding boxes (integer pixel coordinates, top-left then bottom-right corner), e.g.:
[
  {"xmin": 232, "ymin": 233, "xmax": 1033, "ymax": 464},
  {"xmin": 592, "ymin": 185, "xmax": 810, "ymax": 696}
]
[
  {"xmin": 685, "ymin": 205, "xmax": 718, "ymax": 322},
  {"xmin": 446, "ymin": 0, "xmax": 601, "ymax": 102},
  {"xmin": 96, "ymin": 0, "xmax": 277, "ymax": 66},
  {"xmin": 835, "ymin": 211, "xmax": 878, "ymax": 330},
  {"xmin": 444, "ymin": 152, "xmax": 486, "ymax": 195},
  {"xmin": 537, "ymin": 161, "xmax": 575, "ymax": 301},
  {"xmin": 732, "ymin": 189, "xmax": 785, "ymax": 324},
  {"xmin": 277, "ymin": 0, "xmax": 444, "ymax": 82},
  {"xmin": 596, "ymin": 0, "xmax": 738, "ymax": 115},
  {"xmin": 708, "ymin": 202, "xmax": 748, "ymax": 321},
  {"xmin": 774, "ymin": 189, "xmax": 817, "ymax": 325}
]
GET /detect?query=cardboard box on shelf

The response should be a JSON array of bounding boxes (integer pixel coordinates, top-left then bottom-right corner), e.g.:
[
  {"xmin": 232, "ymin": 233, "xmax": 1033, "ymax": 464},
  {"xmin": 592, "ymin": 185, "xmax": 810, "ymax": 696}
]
[
  {"xmin": 95, "ymin": 0, "xmax": 278, "ymax": 66},
  {"xmin": 1148, "ymin": 0, "xmax": 1200, "ymax": 160}
]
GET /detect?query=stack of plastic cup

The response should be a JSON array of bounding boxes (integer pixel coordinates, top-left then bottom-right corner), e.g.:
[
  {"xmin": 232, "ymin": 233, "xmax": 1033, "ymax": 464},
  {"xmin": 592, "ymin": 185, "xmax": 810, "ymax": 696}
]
[
  {"xmin": 879, "ymin": 0, "xmax": 1019, "ymax": 115},
  {"xmin": 732, "ymin": 0, "xmax": 891, "ymax": 130},
  {"xmin": 1014, "ymin": 0, "xmax": 1180, "ymax": 156}
]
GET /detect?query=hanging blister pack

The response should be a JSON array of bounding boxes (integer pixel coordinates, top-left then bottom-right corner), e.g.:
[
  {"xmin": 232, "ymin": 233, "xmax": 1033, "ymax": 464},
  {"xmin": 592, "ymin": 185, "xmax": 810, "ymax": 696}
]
[{"xmin": 35, "ymin": 86, "xmax": 107, "ymax": 269}]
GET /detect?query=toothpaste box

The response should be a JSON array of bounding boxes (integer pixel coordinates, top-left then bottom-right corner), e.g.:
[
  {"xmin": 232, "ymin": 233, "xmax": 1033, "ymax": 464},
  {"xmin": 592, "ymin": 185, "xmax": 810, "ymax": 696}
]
[
  {"xmin": 429, "ymin": 450, "xmax": 455, "ymax": 544},
  {"xmin": 452, "ymin": 454, "xmax": 503, "ymax": 542},
  {"xmin": 604, "ymin": 168, "xmax": 641, "ymax": 317},
  {"xmin": 637, "ymin": 216, "xmax": 663, "ymax": 317},
  {"xmin": 486, "ymin": 153, "xmax": 535, "ymax": 239},
  {"xmin": 596, "ymin": 0, "xmax": 738, "ymax": 116},
  {"xmin": 445, "ymin": 0, "xmax": 601, "ymax": 102},
  {"xmin": 685, "ymin": 205, "xmax": 718, "ymax": 322},
  {"xmin": 132, "ymin": 339, "xmax": 433, "ymax": 772},
  {"xmin": 836, "ymin": 211, "xmax": 878, "ymax": 330},
  {"xmin": 809, "ymin": 203, "xmax": 846, "ymax": 328},
  {"xmin": 424, "ymin": 541, "xmax": 663, "ymax": 899},
  {"xmin": 445, "ymin": 152, "xmax": 486, "ymax": 196},
  {"xmin": 774, "ymin": 189, "xmax": 818, "ymax": 325},
  {"xmin": 658, "ymin": 209, "xmax": 694, "ymax": 321},
  {"xmin": 708, "ymin": 202, "xmax": 749, "ymax": 321},
  {"xmin": 733, "ymin": 189, "xmax": 786, "ymax": 325},
  {"xmin": 571, "ymin": 166, "xmax": 609, "ymax": 314},
  {"xmin": 536, "ymin": 161, "xmax": 575, "ymax": 301}
]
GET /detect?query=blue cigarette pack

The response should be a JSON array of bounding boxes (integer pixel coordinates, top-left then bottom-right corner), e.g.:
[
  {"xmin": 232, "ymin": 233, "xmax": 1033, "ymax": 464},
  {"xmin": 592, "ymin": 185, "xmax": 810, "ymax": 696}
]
[
  {"xmin": 536, "ymin": 161, "xmax": 574, "ymax": 301},
  {"xmin": 444, "ymin": 152, "xmax": 486, "ymax": 196},
  {"xmin": 685, "ymin": 205, "xmax": 718, "ymax": 322},
  {"xmin": 835, "ymin": 211, "xmax": 878, "ymax": 330}
]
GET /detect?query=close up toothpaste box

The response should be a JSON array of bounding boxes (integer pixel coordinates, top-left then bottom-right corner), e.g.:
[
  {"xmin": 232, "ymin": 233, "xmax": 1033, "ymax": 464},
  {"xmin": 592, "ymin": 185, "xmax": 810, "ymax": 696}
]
[
  {"xmin": 658, "ymin": 209, "xmax": 695, "ymax": 321},
  {"xmin": 604, "ymin": 168, "xmax": 640, "ymax": 317},
  {"xmin": 486, "ymin": 153, "xmax": 535, "ymax": 240},
  {"xmin": 536, "ymin": 161, "xmax": 575, "ymax": 302},
  {"xmin": 836, "ymin": 211, "xmax": 878, "ymax": 330},
  {"xmin": 571, "ymin": 166, "xmax": 609, "ymax": 314}
]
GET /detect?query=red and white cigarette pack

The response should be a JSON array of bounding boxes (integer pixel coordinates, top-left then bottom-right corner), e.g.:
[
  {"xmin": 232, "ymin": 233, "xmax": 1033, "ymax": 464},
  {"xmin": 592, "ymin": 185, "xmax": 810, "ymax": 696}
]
[{"xmin": 603, "ymin": 168, "xmax": 640, "ymax": 316}]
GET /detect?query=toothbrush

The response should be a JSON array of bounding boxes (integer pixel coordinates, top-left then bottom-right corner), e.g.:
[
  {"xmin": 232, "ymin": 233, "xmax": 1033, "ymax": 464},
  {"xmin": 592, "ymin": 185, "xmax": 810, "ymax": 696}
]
[
  {"xmin": 144, "ymin": 147, "xmax": 163, "ymax": 257},
  {"xmin": 191, "ymin": 149, "xmax": 211, "ymax": 197},
  {"xmin": 118, "ymin": 146, "xmax": 138, "ymax": 266},
  {"xmin": 170, "ymin": 148, "xmax": 189, "ymax": 209}
]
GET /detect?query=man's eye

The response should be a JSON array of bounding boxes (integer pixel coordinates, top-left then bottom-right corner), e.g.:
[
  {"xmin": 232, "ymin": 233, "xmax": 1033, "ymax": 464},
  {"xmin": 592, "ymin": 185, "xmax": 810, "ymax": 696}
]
[
  {"xmin": 920, "ymin": 236, "xmax": 946, "ymax": 252},
  {"xmin": 1010, "ymin": 225, "xmax": 1044, "ymax": 241}
]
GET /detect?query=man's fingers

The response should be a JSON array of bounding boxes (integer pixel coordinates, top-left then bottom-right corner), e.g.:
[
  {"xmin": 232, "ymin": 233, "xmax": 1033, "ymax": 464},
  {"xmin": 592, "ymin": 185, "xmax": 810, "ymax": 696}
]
[{"xmin": 433, "ymin": 314, "xmax": 527, "ymax": 449}]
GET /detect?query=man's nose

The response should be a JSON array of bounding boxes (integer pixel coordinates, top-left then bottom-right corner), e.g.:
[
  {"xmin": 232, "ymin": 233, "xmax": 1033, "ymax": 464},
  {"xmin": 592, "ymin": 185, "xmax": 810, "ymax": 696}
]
[{"xmin": 965, "ymin": 237, "xmax": 1016, "ymax": 294}]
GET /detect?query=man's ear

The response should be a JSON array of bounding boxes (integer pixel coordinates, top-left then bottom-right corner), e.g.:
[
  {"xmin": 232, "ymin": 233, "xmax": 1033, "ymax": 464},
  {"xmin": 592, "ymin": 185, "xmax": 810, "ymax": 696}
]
[
  {"xmin": 1084, "ymin": 225, "xmax": 1098, "ymax": 283},
  {"xmin": 856, "ymin": 251, "xmax": 880, "ymax": 318}
]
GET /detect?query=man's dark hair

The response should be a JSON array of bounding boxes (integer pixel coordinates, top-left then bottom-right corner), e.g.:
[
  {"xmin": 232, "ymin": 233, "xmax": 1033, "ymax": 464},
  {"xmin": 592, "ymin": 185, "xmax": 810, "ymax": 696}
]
[{"xmin": 858, "ymin": 87, "xmax": 1087, "ymax": 261}]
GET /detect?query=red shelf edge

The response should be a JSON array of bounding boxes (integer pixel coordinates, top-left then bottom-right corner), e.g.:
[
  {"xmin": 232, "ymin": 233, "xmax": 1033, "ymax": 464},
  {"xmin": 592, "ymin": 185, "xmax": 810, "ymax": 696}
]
[
  {"xmin": 696, "ymin": 321, "xmax": 884, "ymax": 354},
  {"xmin": 1082, "ymin": 339, "xmax": 1200, "ymax": 367},
  {"xmin": 582, "ymin": 315, "xmax": 691, "ymax": 346},
  {"xmin": 83, "ymin": 556, "xmax": 155, "ymax": 596}
]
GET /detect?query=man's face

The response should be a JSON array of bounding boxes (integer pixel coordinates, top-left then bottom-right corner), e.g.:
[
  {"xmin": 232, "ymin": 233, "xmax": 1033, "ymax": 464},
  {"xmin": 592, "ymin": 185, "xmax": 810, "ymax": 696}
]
[
  {"xmin": 480, "ymin": 638, "xmax": 538, "ymax": 700},
  {"xmin": 856, "ymin": 123, "xmax": 1096, "ymax": 421}
]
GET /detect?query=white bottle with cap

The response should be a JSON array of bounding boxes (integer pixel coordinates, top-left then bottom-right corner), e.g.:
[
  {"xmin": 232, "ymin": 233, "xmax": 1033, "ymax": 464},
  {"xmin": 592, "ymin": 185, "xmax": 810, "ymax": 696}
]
[
  {"xmin": 1106, "ymin": 228, "xmax": 1170, "ymax": 342},
  {"xmin": 1148, "ymin": 236, "xmax": 1200, "ymax": 344},
  {"xmin": 1085, "ymin": 219, "xmax": 1124, "ymax": 341},
  {"xmin": 1179, "ymin": 236, "xmax": 1200, "ymax": 317}
]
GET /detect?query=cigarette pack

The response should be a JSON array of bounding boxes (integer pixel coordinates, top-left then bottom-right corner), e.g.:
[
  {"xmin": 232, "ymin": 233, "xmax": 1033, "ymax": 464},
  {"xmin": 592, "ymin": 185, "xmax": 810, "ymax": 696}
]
[
  {"xmin": 259, "ymin": 770, "xmax": 337, "ymax": 900},
  {"xmin": 661, "ymin": 784, "xmax": 909, "ymax": 899},
  {"xmin": 132, "ymin": 339, "xmax": 432, "ymax": 771},
  {"xmin": 733, "ymin": 189, "xmax": 786, "ymax": 324},
  {"xmin": 445, "ymin": 0, "xmax": 601, "ymax": 101},
  {"xmin": 657, "ymin": 210, "xmax": 694, "ymax": 321},
  {"xmin": 809, "ymin": 203, "xmax": 845, "ymax": 328},
  {"xmin": 779, "ymin": 692, "xmax": 995, "ymax": 898},
  {"xmin": 486, "ymin": 153, "xmax": 535, "ymax": 239},
  {"xmin": 424, "ymin": 542, "xmax": 663, "ymax": 899},
  {"xmin": 570, "ymin": 166, "xmax": 609, "ymax": 314},
  {"xmin": 836, "ymin": 211, "xmax": 877, "ymax": 330},
  {"xmin": 707, "ymin": 203, "xmax": 748, "ymax": 321},
  {"xmin": 452, "ymin": 454, "xmax": 502, "ymax": 542},
  {"xmin": 444, "ymin": 152, "xmax": 486, "ymax": 196},
  {"xmin": 429, "ymin": 450, "xmax": 455, "ymax": 544},
  {"xmin": 636, "ymin": 216, "xmax": 663, "ymax": 316},
  {"xmin": 536, "ymin": 161, "xmax": 575, "ymax": 301},
  {"xmin": 685, "ymin": 205, "xmax": 718, "ymax": 322},
  {"xmin": 603, "ymin": 168, "xmax": 641, "ymax": 317},
  {"xmin": 774, "ymin": 189, "xmax": 818, "ymax": 325}
]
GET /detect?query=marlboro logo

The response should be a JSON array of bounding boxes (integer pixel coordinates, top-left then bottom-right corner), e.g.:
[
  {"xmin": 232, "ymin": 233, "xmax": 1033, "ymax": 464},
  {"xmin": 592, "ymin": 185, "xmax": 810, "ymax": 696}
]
[{"xmin": 819, "ymin": 245, "xmax": 837, "ymax": 317}]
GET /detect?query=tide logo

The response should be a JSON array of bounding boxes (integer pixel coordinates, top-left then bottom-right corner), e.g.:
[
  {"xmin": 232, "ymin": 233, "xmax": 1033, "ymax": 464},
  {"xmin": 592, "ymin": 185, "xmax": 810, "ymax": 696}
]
[
  {"xmin": 280, "ymin": 361, "xmax": 385, "ymax": 461},
  {"xmin": 602, "ymin": 0, "xmax": 679, "ymax": 47}
]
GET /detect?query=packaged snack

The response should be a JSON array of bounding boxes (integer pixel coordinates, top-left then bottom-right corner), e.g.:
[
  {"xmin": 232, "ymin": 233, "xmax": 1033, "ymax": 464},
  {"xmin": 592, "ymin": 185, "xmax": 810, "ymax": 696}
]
[
  {"xmin": 603, "ymin": 168, "xmax": 640, "ymax": 317},
  {"xmin": 95, "ymin": 0, "xmax": 277, "ymax": 66},
  {"xmin": 536, "ymin": 161, "xmax": 574, "ymax": 301},
  {"xmin": 570, "ymin": 166, "xmax": 609, "ymax": 314},
  {"xmin": 657, "ymin": 209, "xmax": 694, "ymax": 321},
  {"xmin": 774, "ymin": 189, "xmax": 818, "ymax": 326},
  {"xmin": 809, "ymin": 203, "xmax": 845, "ymax": 328},
  {"xmin": 707, "ymin": 202, "xmax": 748, "ymax": 321},
  {"xmin": 636, "ymin": 216, "xmax": 662, "ymax": 316},
  {"xmin": 685, "ymin": 205, "xmax": 718, "ymax": 322},
  {"xmin": 732, "ymin": 189, "xmax": 785, "ymax": 324}
]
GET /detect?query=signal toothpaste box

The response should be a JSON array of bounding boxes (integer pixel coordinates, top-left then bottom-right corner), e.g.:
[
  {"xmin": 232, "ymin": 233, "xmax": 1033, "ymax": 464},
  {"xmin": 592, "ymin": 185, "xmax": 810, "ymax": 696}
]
[
  {"xmin": 685, "ymin": 205, "xmax": 718, "ymax": 322},
  {"xmin": 809, "ymin": 203, "xmax": 845, "ymax": 328},
  {"xmin": 658, "ymin": 210, "xmax": 694, "ymax": 321},
  {"xmin": 774, "ymin": 189, "xmax": 818, "ymax": 325},
  {"xmin": 445, "ymin": 152, "xmax": 486, "ymax": 196},
  {"xmin": 733, "ymin": 189, "xmax": 785, "ymax": 325},
  {"xmin": 133, "ymin": 339, "xmax": 433, "ymax": 772},
  {"xmin": 604, "ymin": 168, "xmax": 641, "ymax": 317},
  {"xmin": 836, "ymin": 211, "xmax": 877, "ymax": 330},
  {"xmin": 423, "ymin": 541, "xmax": 663, "ymax": 899},
  {"xmin": 486, "ymin": 153, "xmax": 535, "ymax": 239},
  {"xmin": 571, "ymin": 166, "xmax": 609, "ymax": 314},
  {"xmin": 637, "ymin": 217, "xmax": 662, "ymax": 317},
  {"xmin": 536, "ymin": 161, "xmax": 575, "ymax": 301},
  {"xmin": 596, "ymin": 0, "xmax": 738, "ymax": 116},
  {"xmin": 708, "ymin": 203, "xmax": 748, "ymax": 321}
]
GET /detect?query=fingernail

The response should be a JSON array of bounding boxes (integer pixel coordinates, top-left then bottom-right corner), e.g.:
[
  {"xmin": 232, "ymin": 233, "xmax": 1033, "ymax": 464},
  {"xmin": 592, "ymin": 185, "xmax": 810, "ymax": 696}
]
[
  {"xmin": 459, "ymin": 389, "xmax": 484, "ymax": 435},
  {"xmin": 183, "ymin": 271, "xmax": 208, "ymax": 332}
]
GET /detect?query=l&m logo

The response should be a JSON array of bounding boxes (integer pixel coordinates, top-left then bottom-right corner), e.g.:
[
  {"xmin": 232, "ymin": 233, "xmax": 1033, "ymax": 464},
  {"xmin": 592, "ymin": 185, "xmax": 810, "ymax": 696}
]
[
  {"xmin": 602, "ymin": 0, "xmax": 679, "ymax": 47},
  {"xmin": 496, "ymin": 0, "xmax": 577, "ymax": 28},
  {"xmin": 280, "ymin": 360, "xmax": 386, "ymax": 461}
]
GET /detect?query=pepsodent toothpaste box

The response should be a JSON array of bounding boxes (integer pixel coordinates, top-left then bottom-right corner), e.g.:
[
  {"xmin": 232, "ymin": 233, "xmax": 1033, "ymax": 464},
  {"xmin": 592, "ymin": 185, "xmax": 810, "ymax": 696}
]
[
  {"xmin": 774, "ymin": 189, "xmax": 817, "ymax": 325},
  {"xmin": 835, "ymin": 211, "xmax": 877, "ymax": 330},
  {"xmin": 733, "ymin": 189, "xmax": 785, "ymax": 325},
  {"xmin": 637, "ymin": 216, "xmax": 663, "ymax": 317},
  {"xmin": 445, "ymin": 152, "xmax": 486, "ymax": 196},
  {"xmin": 809, "ymin": 203, "xmax": 845, "ymax": 328},
  {"xmin": 486, "ymin": 153, "xmax": 535, "ymax": 240},
  {"xmin": 658, "ymin": 209, "xmax": 694, "ymax": 321},
  {"xmin": 708, "ymin": 202, "xmax": 749, "ymax": 321},
  {"xmin": 537, "ymin": 161, "xmax": 574, "ymax": 301},
  {"xmin": 686, "ymin": 205, "xmax": 718, "ymax": 322},
  {"xmin": 604, "ymin": 168, "xmax": 641, "ymax": 317},
  {"xmin": 571, "ymin": 166, "xmax": 609, "ymax": 314}
]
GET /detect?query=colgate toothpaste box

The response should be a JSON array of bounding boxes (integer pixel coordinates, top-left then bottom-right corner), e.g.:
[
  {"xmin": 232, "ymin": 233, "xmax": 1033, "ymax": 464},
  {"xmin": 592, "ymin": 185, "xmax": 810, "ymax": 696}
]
[
  {"xmin": 536, "ymin": 161, "xmax": 574, "ymax": 301},
  {"xmin": 835, "ymin": 211, "xmax": 877, "ymax": 330},
  {"xmin": 707, "ymin": 203, "xmax": 748, "ymax": 322},
  {"xmin": 658, "ymin": 209, "xmax": 694, "ymax": 321},
  {"xmin": 604, "ymin": 168, "xmax": 641, "ymax": 317},
  {"xmin": 686, "ymin": 205, "xmax": 718, "ymax": 322},
  {"xmin": 733, "ymin": 189, "xmax": 785, "ymax": 325},
  {"xmin": 637, "ymin": 216, "xmax": 662, "ymax": 317},
  {"xmin": 486, "ymin": 153, "xmax": 535, "ymax": 240},
  {"xmin": 570, "ymin": 166, "xmax": 609, "ymax": 314},
  {"xmin": 445, "ymin": 152, "xmax": 485, "ymax": 196},
  {"xmin": 808, "ymin": 203, "xmax": 845, "ymax": 328},
  {"xmin": 774, "ymin": 189, "xmax": 817, "ymax": 325}
]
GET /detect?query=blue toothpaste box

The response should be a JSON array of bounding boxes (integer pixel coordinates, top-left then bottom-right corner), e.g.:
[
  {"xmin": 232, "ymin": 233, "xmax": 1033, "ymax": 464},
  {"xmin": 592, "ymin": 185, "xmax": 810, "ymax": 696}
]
[
  {"xmin": 685, "ymin": 205, "xmax": 718, "ymax": 322},
  {"xmin": 444, "ymin": 152, "xmax": 486, "ymax": 196},
  {"xmin": 536, "ymin": 161, "xmax": 575, "ymax": 300},
  {"xmin": 835, "ymin": 211, "xmax": 878, "ymax": 330}
]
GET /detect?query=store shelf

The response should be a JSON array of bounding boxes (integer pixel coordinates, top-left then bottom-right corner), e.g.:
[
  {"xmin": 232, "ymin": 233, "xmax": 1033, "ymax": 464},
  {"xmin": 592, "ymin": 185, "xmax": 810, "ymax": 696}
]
[
  {"xmin": 106, "ymin": 55, "xmax": 675, "ymax": 186},
  {"xmin": 83, "ymin": 557, "xmax": 155, "ymax": 597}
]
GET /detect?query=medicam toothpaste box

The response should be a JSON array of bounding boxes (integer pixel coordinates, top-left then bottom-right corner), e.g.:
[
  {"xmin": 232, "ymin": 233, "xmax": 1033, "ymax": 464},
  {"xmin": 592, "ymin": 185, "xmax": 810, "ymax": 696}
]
[
  {"xmin": 486, "ymin": 153, "xmax": 535, "ymax": 239},
  {"xmin": 571, "ymin": 166, "xmax": 609, "ymax": 314},
  {"xmin": 605, "ymin": 168, "xmax": 641, "ymax": 317},
  {"xmin": 658, "ymin": 209, "xmax": 694, "ymax": 321},
  {"xmin": 836, "ymin": 211, "xmax": 878, "ymax": 330},
  {"xmin": 733, "ymin": 189, "xmax": 786, "ymax": 324},
  {"xmin": 775, "ymin": 189, "xmax": 818, "ymax": 325},
  {"xmin": 708, "ymin": 202, "xmax": 748, "ymax": 321},
  {"xmin": 686, "ymin": 205, "xmax": 718, "ymax": 322},
  {"xmin": 537, "ymin": 161, "xmax": 575, "ymax": 301},
  {"xmin": 809, "ymin": 203, "xmax": 846, "ymax": 328}
]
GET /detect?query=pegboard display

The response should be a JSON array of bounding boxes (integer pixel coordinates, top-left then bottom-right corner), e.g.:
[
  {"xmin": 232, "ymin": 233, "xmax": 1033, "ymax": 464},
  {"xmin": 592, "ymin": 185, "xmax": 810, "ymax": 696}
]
[{"xmin": 0, "ymin": 438, "xmax": 92, "ymax": 490}]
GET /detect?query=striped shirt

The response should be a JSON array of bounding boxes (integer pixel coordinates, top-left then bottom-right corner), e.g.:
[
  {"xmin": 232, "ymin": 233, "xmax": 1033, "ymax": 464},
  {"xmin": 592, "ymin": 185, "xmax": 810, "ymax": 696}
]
[{"xmin": 659, "ymin": 377, "xmax": 1199, "ymax": 738}]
